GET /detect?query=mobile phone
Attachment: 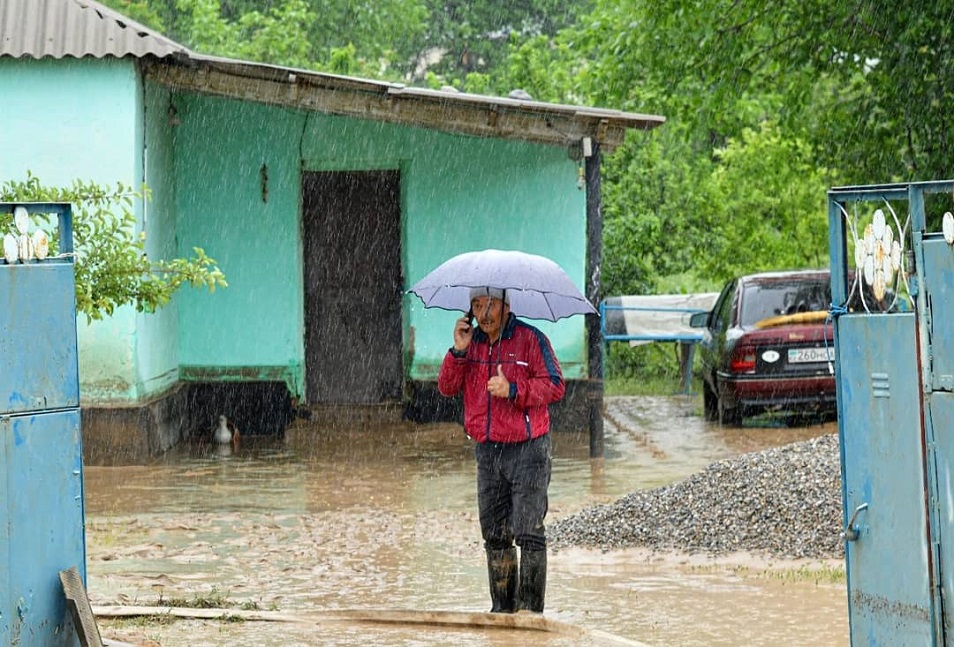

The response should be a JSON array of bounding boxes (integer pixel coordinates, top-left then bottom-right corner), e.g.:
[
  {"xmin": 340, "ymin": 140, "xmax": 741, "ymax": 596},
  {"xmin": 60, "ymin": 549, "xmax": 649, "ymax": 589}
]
[{"xmin": 465, "ymin": 307, "xmax": 474, "ymax": 327}]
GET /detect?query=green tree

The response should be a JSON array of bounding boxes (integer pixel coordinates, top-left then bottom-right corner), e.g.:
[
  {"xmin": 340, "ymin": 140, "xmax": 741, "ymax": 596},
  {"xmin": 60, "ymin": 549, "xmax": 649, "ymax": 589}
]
[
  {"xmin": 420, "ymin": 0, "xmax": 592, "ymax": 87},
  {"xmin": 173, "ymin": 0, "xmax": 316, "ymax": 69},
  {"xmin": 601, "ymin": 124, "xmax": 718, "ymax": 297},
  {"xmin": 0, "ymin": 174, "xmax": 227, "ymax": 322},
  {"xmin": 594, "ymin": 0, "xmax": 954, "ymax": 183},
  {"xmin": 101, "ymin": 0, "xmax": 431, "ymax": 80},
  {"xmin": 698, "ymin": 122, "xmax": 836, "ymax": 281},
  {"xmin": 99, "ymin": 0, "xmax": 170, "ymax": 31}
]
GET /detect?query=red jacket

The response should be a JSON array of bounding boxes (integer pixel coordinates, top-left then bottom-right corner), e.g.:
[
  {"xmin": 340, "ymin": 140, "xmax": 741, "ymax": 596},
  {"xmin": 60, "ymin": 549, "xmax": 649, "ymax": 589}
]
[{"xmin": 438, "ymin": 314, "xmax": 565, "ymax": 443}]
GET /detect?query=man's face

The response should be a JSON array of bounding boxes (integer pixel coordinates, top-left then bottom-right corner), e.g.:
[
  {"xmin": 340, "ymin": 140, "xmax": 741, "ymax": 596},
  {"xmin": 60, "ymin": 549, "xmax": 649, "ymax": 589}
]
[{"xmin": 471, "ymin": 296, "xmax": 508, "ymax": 340}]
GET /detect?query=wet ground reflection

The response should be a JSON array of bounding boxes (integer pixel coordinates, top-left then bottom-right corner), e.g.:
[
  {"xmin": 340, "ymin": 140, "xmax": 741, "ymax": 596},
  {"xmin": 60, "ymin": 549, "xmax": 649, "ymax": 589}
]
[{"xmin": 86, "ymin": 395, "xmax": 847, "ymax": 646}]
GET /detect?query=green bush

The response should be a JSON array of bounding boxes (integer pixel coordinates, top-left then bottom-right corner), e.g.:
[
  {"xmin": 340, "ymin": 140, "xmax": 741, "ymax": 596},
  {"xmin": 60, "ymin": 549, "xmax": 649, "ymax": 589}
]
[{"xmin": 604, "ymin": 342, "xmax": 698, "ymax": 395}]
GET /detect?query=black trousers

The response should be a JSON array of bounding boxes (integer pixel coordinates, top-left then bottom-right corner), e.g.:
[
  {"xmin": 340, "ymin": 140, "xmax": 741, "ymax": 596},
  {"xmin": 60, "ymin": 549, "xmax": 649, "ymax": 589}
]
[{"xmin": 475, "ymin": 434, "xmax": 552, "ymax": 552}]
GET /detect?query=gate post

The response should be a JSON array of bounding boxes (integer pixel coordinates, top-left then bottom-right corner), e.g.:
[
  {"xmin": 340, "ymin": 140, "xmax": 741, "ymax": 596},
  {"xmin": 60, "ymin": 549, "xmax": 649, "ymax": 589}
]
[
  {"xmin": 828, "ymin": 181, "xmax": 954, "ymax": 645},
  {"xmin": 585, "ymin": 139, "xmax": 604, "ymax": 458},
  {"xmin": 0, "ymin": 202, "xmax": 87, "ymax": 647}
]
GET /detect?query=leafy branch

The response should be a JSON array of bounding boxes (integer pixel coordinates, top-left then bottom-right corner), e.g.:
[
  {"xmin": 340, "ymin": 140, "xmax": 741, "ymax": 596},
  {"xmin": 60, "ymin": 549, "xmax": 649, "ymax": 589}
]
[{"xmin": 0, "ymin": 172, "xmax": 227, "ymax": 322}]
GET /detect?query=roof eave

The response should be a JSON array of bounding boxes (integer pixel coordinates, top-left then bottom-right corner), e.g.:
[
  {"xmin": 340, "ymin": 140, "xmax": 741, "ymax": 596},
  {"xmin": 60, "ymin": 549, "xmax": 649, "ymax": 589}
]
[{"xmin": 142, "ymin": 56, "xmax": 664, "ymax": 151}]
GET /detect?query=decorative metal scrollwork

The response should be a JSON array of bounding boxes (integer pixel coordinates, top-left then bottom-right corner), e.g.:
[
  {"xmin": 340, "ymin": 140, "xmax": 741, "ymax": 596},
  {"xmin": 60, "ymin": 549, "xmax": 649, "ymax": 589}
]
[{"xmin": 837, "ymin": 200, "xmax": 910, "ymax": 313}]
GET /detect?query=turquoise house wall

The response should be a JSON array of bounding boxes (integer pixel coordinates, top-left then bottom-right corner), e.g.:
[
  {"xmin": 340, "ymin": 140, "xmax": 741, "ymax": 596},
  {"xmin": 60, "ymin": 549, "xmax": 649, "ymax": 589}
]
[
  {"xmin": 175, "ymin": 94, "xmax": 306, "ymax": 393},
  {"xmin": 0, "ymin": 58, "xmax": 143, "ymax": 404},
  {"xmin": 136, "ymin": 81, "xmax": 179, "ymax": 398},
  {"xmin": 0, "ymin": 58, "xmax": 590, "ymax": 412},
  {"xmin": 174, "ymin": 94, "xmax": 588, "ymax": 401}
]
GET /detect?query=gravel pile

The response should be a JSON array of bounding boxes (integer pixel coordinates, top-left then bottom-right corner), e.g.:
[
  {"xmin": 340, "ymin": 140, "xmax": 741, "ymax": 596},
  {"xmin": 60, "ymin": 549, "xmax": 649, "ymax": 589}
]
[{"xmin": 550, "ymin": 433, "xmax": 845, "ymax": 559}]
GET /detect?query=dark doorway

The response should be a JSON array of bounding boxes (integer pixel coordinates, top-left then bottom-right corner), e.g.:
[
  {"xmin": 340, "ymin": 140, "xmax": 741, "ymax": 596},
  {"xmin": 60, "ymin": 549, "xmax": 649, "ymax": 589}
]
[{"xmin": 302, "ymin": 171, "xmax": 404, "ymax": 404}]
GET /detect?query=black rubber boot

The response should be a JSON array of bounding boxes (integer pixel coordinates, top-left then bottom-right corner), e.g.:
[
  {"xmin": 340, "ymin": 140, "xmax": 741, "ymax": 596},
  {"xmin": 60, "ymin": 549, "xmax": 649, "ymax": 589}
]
[
  {"xmin": 517, "ymin": 548, "xmax": 547, "ymax": 613},
  {"xmin": 486, "ymin": 547, "xmax": 517, "ymax": 613}
]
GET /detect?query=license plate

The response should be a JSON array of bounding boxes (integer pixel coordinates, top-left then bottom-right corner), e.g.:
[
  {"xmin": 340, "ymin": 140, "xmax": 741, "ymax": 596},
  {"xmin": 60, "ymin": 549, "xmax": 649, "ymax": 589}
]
[{"xmin": 788, "ymin": 346, "xmax": 834, "ymax": 364}]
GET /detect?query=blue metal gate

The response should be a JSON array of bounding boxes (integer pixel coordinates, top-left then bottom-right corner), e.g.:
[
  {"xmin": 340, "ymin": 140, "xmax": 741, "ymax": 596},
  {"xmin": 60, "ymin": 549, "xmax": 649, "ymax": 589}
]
[
  {"xmin": 0, "ymin": 202, "xmax": 85, "ymax": 647},
  {"xmin": 829, "ymin": 181, "xmax": 954, "ymax": 645}
]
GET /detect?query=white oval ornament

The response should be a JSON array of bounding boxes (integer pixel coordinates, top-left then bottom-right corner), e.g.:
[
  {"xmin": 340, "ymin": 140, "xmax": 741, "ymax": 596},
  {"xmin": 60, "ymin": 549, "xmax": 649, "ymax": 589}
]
[
  {"xmin": 864, "ymin": 223, "xmax": 876, "ymax": 254},
  {"xmin": 13, "ymin": 206, "xmax": 29, "ymax": 234},
  {"xmin": 864, "ymin": 254, "xmax": 875, "ymax": 285},
  {"xmin": 3, "ymin": 233, "xmax": 18, "ymax": 263},
  {"xmin": 17, "ymin": 233, "xmax": 32, "ymax": 261},
  {"xmin": 854, "ymin": 241, "xmax": 867, "ymax": 269},
  {"xmin": 891, "ymin": 240, "xmax": 902, "ymax": 271},
  {"xmin": 761, "ymin": 350, "xmax": 780, "ymax": 363},
  {"xmin": 873, "ymin": 270, "xmax": 886, "ymax": 301},
  {"xmin": 882, "ymin": 252, "xmax": 894, "ymax": 285},
  {"xmin": 944, "ymin": 212, "xmax": 954, "ymax": 245},
  {"xmin": 32, "ymin": 229, "xmax": 49, "ymax": 260},
  {"xmin": 872, "ymin": 209, "xmax": 886, "ymax": 240}
]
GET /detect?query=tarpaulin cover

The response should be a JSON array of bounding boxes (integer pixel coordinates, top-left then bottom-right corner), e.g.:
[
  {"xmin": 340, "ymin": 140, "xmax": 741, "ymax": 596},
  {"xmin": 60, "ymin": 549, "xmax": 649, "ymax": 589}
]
[{"xmin": 602, "ymin": 293, "xmax": 719, "ymax": 346}]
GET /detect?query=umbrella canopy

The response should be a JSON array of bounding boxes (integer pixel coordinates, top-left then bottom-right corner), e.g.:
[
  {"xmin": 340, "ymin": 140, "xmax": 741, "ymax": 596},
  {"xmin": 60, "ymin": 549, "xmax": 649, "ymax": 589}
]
[{"xmin": 408, "ymin": 249, "xmax": 597, "ymax": 322}]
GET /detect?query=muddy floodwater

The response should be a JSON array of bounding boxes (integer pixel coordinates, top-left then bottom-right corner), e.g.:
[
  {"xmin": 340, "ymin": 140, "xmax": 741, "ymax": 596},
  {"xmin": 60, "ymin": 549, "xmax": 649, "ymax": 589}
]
[{"xmin": 85, "ymin": 395, "xmax": 848, "ymax": 646}]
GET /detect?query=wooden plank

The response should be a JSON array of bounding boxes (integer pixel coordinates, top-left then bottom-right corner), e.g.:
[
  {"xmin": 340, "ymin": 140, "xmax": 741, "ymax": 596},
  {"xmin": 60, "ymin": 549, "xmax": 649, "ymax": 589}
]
[
  {"xmin": 92, "ymin": 605, "xmax": 652, "ymax": 645},
  {"xmin": 60, "ymin": 567, "xmax": 104, "ymax": 647}
]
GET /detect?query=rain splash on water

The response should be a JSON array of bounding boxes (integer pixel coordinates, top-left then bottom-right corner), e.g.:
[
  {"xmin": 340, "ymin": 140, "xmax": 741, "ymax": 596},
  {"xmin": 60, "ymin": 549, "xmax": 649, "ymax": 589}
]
[{"xmin": 86, "ymin": 395, "xmax": 847, "ymax": 646}]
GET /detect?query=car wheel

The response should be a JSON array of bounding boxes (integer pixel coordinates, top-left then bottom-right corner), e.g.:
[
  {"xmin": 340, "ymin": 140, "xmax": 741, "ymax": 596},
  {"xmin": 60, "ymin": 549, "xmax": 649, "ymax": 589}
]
[
  {"xmin": 702, "ymin": 380, "xmax": 719, "ymax": 421},
  {"xmin": 718, "ymin": 396, "xmax": 743, "ymax": 427}
]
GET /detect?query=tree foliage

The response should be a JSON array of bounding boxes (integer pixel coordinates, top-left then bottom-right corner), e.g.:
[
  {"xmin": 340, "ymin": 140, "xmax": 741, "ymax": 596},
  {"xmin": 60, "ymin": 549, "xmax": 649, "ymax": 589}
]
[
  {"xmin": 503, "ymin": 0, "xmax": 954, "ymax": 294},
  {"xmin": 698, "ymin": 122, "xmax": 835, "ymax": 279},
  {"xmin": 101, "ymin": 0, "xmax": 586, "ymax": 84},
  {"xmin": 104, "ymin": 0, "xmax": 428, "ymax": 79},
  {"xmin": 417, "ymin": 0, "xmax": 591, "ymax": 85},
  {"xmin": 0, "ymin": 174, "xmax": 227, "ymax": 322}
]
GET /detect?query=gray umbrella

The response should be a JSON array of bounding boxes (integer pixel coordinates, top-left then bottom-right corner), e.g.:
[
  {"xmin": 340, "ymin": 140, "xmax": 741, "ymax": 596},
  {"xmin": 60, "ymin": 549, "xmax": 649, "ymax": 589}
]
[{"xmin": 408, "ymin": 248, "xmax": 597, "ymax": 322}]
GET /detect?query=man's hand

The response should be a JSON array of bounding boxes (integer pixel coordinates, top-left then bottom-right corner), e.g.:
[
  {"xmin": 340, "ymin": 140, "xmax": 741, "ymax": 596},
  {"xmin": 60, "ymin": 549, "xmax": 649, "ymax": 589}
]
[
  {"xmin": 453, "ymin": 314, "xmax": 473, "ymax": 352},
  {"xmin": 487, "ymin": 364, "xmax": 510, "ymax": 398}
]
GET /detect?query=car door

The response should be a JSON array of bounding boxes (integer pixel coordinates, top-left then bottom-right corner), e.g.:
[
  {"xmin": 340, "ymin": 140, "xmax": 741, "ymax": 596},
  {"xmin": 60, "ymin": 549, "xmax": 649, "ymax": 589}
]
[{"xmin": 699, "ymin": 279, "xmax": 737, "ymax": 390}]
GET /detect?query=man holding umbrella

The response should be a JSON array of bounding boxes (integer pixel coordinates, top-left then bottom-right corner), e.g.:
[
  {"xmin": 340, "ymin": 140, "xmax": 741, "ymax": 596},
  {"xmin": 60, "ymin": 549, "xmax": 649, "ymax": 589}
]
[{"xmin": 438, "ymin": 286, "xmax": 565, "ymax": 614}]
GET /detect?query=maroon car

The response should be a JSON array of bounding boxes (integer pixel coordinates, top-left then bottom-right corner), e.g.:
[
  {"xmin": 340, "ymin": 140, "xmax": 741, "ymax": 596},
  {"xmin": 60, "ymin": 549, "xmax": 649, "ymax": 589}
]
[{"xmin": 690, "ymin": 270, "xmax": 837, "ymax": 426}]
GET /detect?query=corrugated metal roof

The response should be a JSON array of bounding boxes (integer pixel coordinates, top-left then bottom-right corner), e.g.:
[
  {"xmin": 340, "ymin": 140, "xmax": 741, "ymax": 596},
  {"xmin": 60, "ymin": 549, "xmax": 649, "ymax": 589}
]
[{"xmin": 0, "ymin": 0, "xmax": 188, "ymax": 59}]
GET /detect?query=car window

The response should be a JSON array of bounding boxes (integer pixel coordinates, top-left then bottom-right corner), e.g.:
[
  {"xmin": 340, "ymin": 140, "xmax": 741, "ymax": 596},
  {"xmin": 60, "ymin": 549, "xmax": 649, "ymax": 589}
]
[
  {"xmin": 711, "ymin": 280, "xmax": 736, "ymax": 332},
  {"xmin": 740, "ymin": 279, "xmax": 831, "ymax": 327}
]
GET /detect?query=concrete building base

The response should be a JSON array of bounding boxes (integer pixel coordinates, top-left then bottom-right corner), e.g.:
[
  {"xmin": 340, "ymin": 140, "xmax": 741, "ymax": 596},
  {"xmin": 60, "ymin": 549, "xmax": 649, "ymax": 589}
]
[{"xmin": 80, "ymin": 379, "xmax": 601, "ymax": 465}]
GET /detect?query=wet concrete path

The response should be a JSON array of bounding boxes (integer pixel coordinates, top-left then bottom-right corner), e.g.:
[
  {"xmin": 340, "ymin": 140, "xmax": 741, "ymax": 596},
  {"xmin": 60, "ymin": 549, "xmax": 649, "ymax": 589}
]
[{"xmin": 85, "ymin": 395, "xmax": 847, "ymax": 646}]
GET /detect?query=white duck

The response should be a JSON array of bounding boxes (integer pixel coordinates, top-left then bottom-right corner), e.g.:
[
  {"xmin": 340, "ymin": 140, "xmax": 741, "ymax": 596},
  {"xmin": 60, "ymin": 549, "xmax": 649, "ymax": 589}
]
[{"xmin": 213, "ymin": 414, "xmax": 240, "ymax": 449}]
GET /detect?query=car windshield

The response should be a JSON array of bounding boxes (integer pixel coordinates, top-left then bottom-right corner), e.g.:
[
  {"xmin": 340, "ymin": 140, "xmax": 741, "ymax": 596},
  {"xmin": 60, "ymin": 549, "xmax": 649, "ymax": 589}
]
[{"xmin": 740, "ymin": 279, "xmax": 830, "ymax": 327}]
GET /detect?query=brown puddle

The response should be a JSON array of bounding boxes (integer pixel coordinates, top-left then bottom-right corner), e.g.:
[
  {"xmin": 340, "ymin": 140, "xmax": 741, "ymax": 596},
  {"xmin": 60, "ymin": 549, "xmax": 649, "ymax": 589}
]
[{"xmin": 85, "ymin": 395, "xmax": 847, "ymax": 646}]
